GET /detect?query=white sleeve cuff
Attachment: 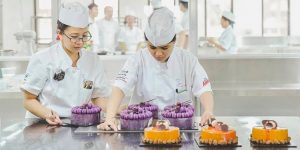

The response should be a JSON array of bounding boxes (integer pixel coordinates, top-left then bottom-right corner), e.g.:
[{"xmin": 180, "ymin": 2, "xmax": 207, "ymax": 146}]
[
  {"xmin": 194, "ymin": 84, "xmax": 213, "ymax": 98},
  {"xmin": 91, "ymin": 88, "xmax": 112, "ymax": 99},
  {"xmin": 113, "ymin": 81, "xmax": 131, "ymax": 96},
  {"xmin": 20, "ymin": 84, "xmax": 41, "ymax": 96}
]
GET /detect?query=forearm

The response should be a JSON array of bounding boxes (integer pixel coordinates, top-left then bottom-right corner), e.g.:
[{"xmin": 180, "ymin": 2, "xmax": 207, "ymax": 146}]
[
  {"xmin": 199, "ymin": 91, "xmax": 214, "ymax": 113},
  {"xmin": 92, "ymin": 97, "xmax": 108, "ymax": 112},
  {"xmin": 214, "ymin": 43, "xmax": 226, "ymax": 51},
  {"xmin": 23, "ymin": 99, "xmax": 51, "ymax": 119},
  {"xmin": 105, "ymin": 86, "xmax": 125, "ymax": 119},
  {"xmin": 209, "ymin": 39, "xmax": 225, "ymax": 51}
]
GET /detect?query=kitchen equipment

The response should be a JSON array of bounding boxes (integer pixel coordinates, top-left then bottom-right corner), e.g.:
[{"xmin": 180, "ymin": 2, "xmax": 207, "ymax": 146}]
[
  {"xmin": 14, "ymin": 30, "xmax": 36, "ymax": 55},
  {"xmin": 0, "ymin": 49, "xmax": 17, "ymax": 56}
]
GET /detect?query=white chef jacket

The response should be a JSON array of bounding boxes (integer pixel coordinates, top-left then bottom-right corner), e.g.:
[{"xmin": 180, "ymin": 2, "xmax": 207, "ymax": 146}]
[
  {"xmin": 118, "ymin": 26, "xmax": 144, "ymax": 54},
  {"xmin": 218, "ymin": 26, "xmax": 237, "ymax": 54},
  {"xmin": 97, "ymin": 18, "xmax": 120, "ymax": 52},
  {"xmin": 89, "ymin": 17, "xmax": 100, "ymax": 52},
  {"xmin": 114, "ymin": 47, "xmax": 212, "ymax": 109},
  {"xmin": 21, "ymin": 42, "xmax": 111, "ymax": 118}
]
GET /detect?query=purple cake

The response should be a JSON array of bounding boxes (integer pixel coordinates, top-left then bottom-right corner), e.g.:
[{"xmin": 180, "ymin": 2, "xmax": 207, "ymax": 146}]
[
  {"xmin": 161, "ymin": 102, "xmax": 195, "ymax": 129},
  {"xmin": 71, "ymin": 103, "xmax": 101, "ymax": 126},
  {"xmin": 120, "ymin": 107, "xmax": 152, "ymax": 130},
  {"xmin": 128, "ymin": 102, "xmax": 159, "ymax": 119}
]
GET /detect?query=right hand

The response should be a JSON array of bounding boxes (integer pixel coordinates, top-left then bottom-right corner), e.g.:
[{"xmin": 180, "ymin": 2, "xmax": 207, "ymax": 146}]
[
  {"xmin": 45, "ymin": 110, "xmax": 62, "ymax": 125},
  {"xmin": 97, "ymin": 118, "xmax": 118, "ymax": 131}
]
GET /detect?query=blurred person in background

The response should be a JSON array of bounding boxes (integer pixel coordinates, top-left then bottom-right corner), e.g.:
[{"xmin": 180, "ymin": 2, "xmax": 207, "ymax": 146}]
[
  {"xmin": 118, "ymin": 11, "xmax": 144, "ymax": 54},
  {"xmin": 207, "ymin": 11, "xmax": 237, "ymax": 54},
  {"xmin": 176, "ymin": 0, "xmax": 189, "ymax": 50},
  {"xmin": 87, "ymin": 3, "xmax": 100, "ymax": 52},
  {"xmin": 97, "ymin": 6, "xmax": 120, "ymax": 53}
]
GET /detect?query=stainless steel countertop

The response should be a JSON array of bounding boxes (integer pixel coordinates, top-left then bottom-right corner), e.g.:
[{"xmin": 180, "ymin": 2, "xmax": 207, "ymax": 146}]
[{"xmin": 1, "ymin": 116, "xmax": 299, "ymax": 150}]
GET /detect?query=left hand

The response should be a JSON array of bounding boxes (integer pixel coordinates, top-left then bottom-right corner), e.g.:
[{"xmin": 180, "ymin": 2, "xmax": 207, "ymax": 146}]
[
  {"xmin": 200, "ymin": 111, "xmax": 214, "ymax": 126},
  {"xmin": 207, "ymin": 38, "xmax": 215, "ymax": 44}
]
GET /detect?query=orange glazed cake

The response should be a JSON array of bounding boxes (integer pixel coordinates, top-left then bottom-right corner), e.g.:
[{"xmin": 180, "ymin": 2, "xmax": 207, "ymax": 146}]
[
  {"xmin": 143, "ymin": 120, "xmax": 180, "ymax": 144},
  {"xmin": 199, "ymin": 120, "xmax": 238, "ymax": 145},
  {"xmin": 200, "ymin": 127, "xmax": 238, "ymax": 145},
  {"xmin": 250, "ymin": 120, "xmax": 290, "ymax": 144}
]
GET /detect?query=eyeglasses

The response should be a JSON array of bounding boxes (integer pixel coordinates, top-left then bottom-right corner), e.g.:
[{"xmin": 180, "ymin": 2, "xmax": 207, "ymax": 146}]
[{"xmin": 62, "ymin": 32, "xmax": 92, "ymax": 43}]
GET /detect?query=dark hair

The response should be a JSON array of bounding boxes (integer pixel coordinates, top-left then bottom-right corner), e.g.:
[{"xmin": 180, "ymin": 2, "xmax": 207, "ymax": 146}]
[
  {"xmin": 179, "ymin": 1, "xmax": 188, "ymax": 9},
  {"xmin": 57, "ymin": 20, "xmax": 69, "ymax": 33},
  {"xmin": 144, "ymin": 34, "xmax": 176, "ymax": 44},
  {"xmin": 222, "ymin": 16, "xmax": 234, "ymax": 26},
  {"xmin": 124, "ymin": 16, "xmax": 128, "ymax": 24},
  {"xmin": 88, "ymin": 3, "xmax": 98, "ymax": 10}
]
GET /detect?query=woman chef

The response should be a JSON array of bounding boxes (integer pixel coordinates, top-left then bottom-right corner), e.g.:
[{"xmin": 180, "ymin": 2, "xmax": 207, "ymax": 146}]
[
  {"xmin": 21, "ymin": 2, "xmax": 111, "ymax": 125},
  {"xmin": 208, "ymin": 11, "xmax": 237, "ymax": 54},
  {"xmin": 98, "ymin": 7, "xmax": 214, "ymax": 131}
]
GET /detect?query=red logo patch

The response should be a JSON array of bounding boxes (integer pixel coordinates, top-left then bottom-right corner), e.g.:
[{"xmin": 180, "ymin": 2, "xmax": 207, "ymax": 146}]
[{"xmin": 203, "ymin": 78, "xmax": 210, "ymax": 86}]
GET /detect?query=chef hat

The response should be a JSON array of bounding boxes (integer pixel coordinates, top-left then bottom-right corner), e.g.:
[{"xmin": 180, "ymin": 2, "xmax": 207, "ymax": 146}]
[
  {"xmin": 144, "ymin": 7, "xmax": 176, "ymax": 47},
  {"xmin": 125, "ymin": 10, "xmax": 136, "ymax": 17},
  {"xmin": 222, "ymin": 11, "xmax": 235, "ymax": 22},
  {"xmin": 58, "ymin": 2, "xmax": 89, "ymax": 28},
  {"xmin": 151, "ymin": 0, "xmax": 162, "ymax": 9}
]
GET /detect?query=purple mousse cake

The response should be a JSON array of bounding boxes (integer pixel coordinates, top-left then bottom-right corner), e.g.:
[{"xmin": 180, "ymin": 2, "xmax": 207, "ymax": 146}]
[
  {"xmin": 161, "ymin": 102, "xmax": 194, "ymax": 129},
  {"xmin": 128, "ymin": 102, "xmax": 158, "ymax": 119},
  {"xmin": 120, "ymin": 107, "xmax": 152, "ymax": 130},
  {"xmin": 71, "ymin": 103, "xmax": 101, "ymax": 126}
]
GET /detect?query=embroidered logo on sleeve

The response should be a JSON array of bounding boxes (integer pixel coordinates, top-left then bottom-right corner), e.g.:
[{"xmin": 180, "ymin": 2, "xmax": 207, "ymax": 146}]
[
  {"xmin": 116, "ymin": 70, "xmax": 129, "ymax": 83},
  {"xmin": 83, "ymin": 80, "xmax": 93, "ymax": 89},
  {"xmin": 203, "ymin": 78, "xmax": 210, "ymax": 87},
  {"xmin": 24, "ymin": 73, "xmax": 30, "ymax": 81}
]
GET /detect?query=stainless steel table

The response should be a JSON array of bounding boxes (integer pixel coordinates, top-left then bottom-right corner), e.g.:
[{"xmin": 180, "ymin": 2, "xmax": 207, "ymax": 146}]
[{"xmin": 1, "ymin": 117, "xmax": 299, "ymax": 150}]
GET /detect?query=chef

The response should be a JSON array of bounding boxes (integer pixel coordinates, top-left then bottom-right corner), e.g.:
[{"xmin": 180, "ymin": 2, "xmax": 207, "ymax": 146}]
[
  {"xmin": 21, "ymin": 2, "xmax": 111, "ymax": 125},
  {"xmin": 177, "ymin": 0, "xmax": 189, "ymax": 49},
  {"xmin": 208, "ymin": 11, "xmax": 238, "ymax": 54},
  {"xmin": 117, "ymin": 11, "xmax": 144, "ymax": 54},
  {"xmin": 97, "ymin": 6, "xmax": 120, "ymax": 53},
  {"xmin": 98, "ymin": 7, "xmax": 214, "ymax": 131},
  {"xmin": 88, "ymin": 3, "xmax": 100, "ymax": 52}
]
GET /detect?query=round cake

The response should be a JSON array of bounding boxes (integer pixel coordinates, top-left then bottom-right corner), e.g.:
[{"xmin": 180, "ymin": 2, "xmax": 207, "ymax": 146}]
[
  {"xmin": 161, "ymin": 102, "xmax": 194, "ymax": 129},
  {"xmin": 250, "ymin": 120, "xmax": 290, "ymax": 144},
  {"xmin": 143, "ymin": 120, "xmax": 181, "ymax": 144},
  {"xmin": 70, "ymin": 103, "xmax": 101, "ymax": 126},
  {"xmin": 200, "ymin": 127, "xmax": 238, "ymax": 145},
  {"xmin": 128, "ymin": 102, "xmax": 158, "ymax": 119},
  {"xmin": 120, "ymin": 107, "xmax": 152, "ymax": 130}
]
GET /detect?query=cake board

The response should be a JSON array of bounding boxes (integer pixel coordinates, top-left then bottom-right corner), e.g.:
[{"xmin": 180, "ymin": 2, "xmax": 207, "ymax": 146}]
[
  {"xmin": 250, "ymin": 140, "xmax": 297, "ymax": 148},
  {"xmin": 194, "ymin": 138, "xmax": 242, "ymax": 148}
]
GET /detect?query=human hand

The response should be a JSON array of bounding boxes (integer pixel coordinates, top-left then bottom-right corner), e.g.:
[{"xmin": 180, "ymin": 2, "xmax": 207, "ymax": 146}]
[
  {"xmin": 45, "ymin": 110, "xmax": 62, "ymax": 125},
  {"xmin": 97, "ymin": 118, "xmax": 118, "ymax": 131},
  {"xmin": 200, "ymin": 111, "xmax": 214, "ymax": 127}
]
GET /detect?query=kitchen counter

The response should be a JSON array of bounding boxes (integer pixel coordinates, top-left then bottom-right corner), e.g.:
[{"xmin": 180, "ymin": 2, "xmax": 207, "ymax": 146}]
[{"xmin": 1, "ymin": 116, "xmax": 299, "ymax": 150}]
